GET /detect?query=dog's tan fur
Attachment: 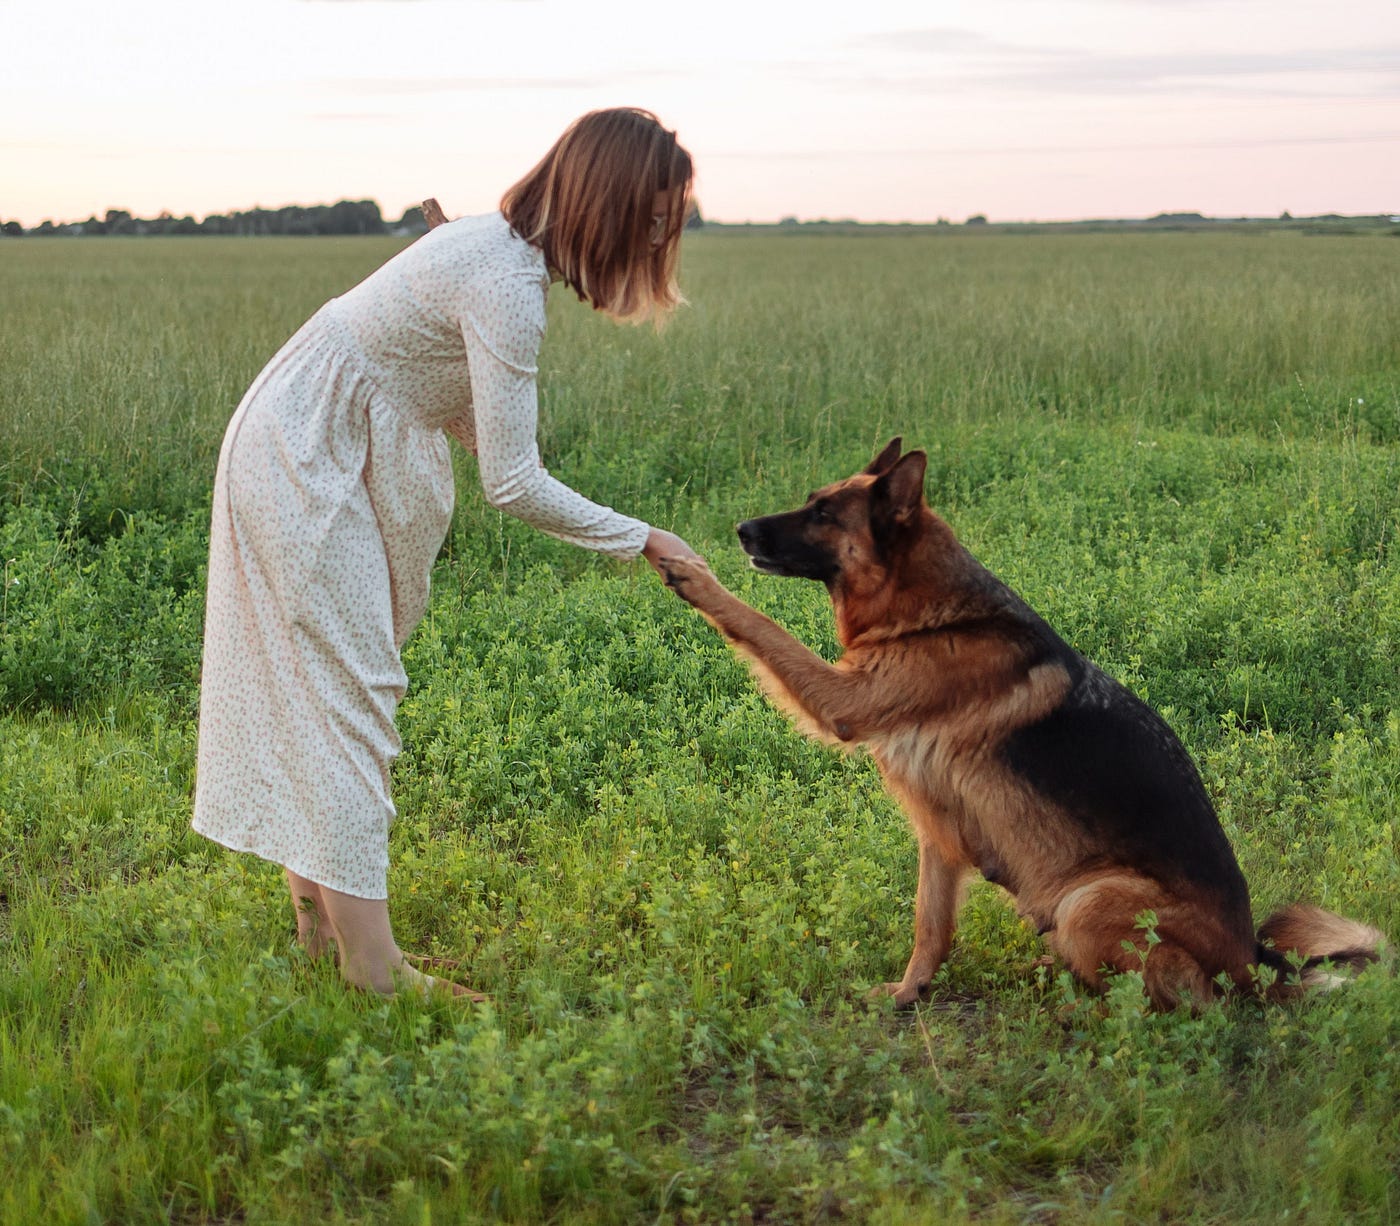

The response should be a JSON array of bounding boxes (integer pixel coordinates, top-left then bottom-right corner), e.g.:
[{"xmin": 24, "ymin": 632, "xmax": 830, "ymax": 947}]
[{"xmin": 662, "ymin": 439, "xmax": 1383, "ymax": 1009}]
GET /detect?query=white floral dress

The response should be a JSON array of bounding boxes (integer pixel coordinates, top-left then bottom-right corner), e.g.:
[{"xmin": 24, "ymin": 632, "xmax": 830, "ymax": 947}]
[{"xmin": 193, "ymin": 212, "xmax": 649, "ymax": 898}]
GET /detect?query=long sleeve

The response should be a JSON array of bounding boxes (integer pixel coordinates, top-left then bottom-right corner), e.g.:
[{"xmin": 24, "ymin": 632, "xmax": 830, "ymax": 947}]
[{"xmin": 457, "ymin": 271, "xmax": 650, "ymax": 560}]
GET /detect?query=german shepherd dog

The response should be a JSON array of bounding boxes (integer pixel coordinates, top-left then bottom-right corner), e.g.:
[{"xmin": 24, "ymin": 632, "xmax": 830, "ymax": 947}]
[{"xmin": 660, "ymin": 439, "xmax": 1383, "ymax": 1009}]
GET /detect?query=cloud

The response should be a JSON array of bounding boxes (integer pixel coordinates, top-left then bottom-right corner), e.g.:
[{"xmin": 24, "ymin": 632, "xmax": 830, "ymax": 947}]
[
  {"xmin": 300, "ymin": 1, "xmax": 541, "ymax": 4},
  {"xmin": 847, "ymin": 28, "xmax": 1017, "ymax": 55},
  {"xmin": 325, "ymin": 75, "xmax": 605, "ymax": 93},
  {"xmin": 999, "ymin": 48, "xmax": 1400, "ymax": 95},
  {"xmin": 705, "ymin": 129, "xmax": 1400, "ymax": 160},
  {"xmin": 321, "ymin": 64, "xmax": 673, "ymax": 96},
  {"xmin": 309, "ymin": 112, "xmax": 407, "ymax": 122},
  {"xmin": 822, "ymin": 38, "xmax": 1400, "ymax": 99}
]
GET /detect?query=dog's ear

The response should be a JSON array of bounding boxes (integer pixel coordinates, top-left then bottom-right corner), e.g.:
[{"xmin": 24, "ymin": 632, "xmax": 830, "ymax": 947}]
[
  {"xmin": 872, "ymin": 450, "xmax": 927, "ymax": 526},
  {"xmin": 863, "ymin": 437, "xmax": 903, "ymax": 475}
]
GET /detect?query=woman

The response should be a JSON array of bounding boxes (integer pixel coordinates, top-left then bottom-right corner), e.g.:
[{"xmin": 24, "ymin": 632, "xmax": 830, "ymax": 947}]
[{"xmin": 193, "ymin": 108, "xmax": 699, "ymax": 999}]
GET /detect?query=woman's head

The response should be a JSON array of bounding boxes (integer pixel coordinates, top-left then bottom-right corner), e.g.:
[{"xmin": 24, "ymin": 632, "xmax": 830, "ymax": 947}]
[{"xmin": 501, "ymin": 108, "xmax": 693, "ymax": 325}]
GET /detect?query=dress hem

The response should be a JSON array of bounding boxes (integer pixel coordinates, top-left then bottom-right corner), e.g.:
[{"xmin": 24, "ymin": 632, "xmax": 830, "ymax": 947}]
[{"xmin": 191, "ymin": 821, "xmax": 390, "ymax": 901}]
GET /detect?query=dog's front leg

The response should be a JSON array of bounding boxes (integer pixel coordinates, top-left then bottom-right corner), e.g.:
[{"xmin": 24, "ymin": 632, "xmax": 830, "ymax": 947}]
[
  {"xmin": 877, "ymin": 834, "xmax": 969, "ymax": 1008},
  {"xmin": 659, "ymin": 556, "xmax": 797, "ymax": 646},
  {"xmin": 660, "ymin": 557, "xmax": 867, "ymax": 741}
]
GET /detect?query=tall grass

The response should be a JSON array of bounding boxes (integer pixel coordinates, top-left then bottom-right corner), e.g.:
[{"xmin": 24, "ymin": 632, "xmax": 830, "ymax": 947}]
[{"xmin": 1, "ymin": 230, "xmax": 1397, "ymax": 1223}]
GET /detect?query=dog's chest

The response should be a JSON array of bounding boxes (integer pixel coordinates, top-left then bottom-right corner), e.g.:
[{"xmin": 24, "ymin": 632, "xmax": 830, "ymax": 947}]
[
  {"xmin": 869, "ymin": 724, "xmax": 952, "ymax": 795},
  {"xmin": 868, "ymin": 723, "xmax": 982, "ymax": 837},
  {"xmin": 867, "ymin": 720, "xmax": 1040, "ymax": 882}
]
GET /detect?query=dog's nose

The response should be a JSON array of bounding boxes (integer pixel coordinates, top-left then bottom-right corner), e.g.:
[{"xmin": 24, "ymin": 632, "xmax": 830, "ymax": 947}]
[{"xmin": 737, "ymin": 520, "xmax": 757, "ymax": 547}]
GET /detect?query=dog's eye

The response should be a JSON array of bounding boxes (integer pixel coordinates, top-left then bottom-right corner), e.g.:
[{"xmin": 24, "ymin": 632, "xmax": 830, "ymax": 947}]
[{"xmin": 810, "ymin": 500, "xmax": 833, "ymax": 523}]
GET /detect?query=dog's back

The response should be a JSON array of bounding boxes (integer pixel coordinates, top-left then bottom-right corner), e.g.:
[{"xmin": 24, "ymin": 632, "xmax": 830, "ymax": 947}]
[{"xmin": 995, "ymin": 606, "xmax": 1254, "ymax": 926}]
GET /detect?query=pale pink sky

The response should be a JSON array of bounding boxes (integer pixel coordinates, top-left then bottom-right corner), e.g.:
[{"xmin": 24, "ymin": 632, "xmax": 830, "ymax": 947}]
[{"xmin": 3, "ymin": 0, "xmax": 1397, "ymax": 228}]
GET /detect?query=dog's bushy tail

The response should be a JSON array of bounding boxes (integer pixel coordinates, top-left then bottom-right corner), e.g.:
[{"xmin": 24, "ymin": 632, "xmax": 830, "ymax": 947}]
[{"xmin": 1254, "ymin": 903, "xmax": 1385, "ymax": 998}]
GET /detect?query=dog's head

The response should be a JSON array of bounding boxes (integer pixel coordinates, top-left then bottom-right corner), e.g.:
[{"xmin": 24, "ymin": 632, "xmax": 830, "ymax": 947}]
[
  {"xmin": 738, "ymin": 438, "xmax": 1022, "ymax": 647},
  {"xmin": 736, "ymin": 437, "xmax": 930, "ymax": 592}
]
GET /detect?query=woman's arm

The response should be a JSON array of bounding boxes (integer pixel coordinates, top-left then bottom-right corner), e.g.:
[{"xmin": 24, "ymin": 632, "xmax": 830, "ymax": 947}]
[{"xmin": 460, "ymin": 273, "xmax": 651, "ymax": 559}]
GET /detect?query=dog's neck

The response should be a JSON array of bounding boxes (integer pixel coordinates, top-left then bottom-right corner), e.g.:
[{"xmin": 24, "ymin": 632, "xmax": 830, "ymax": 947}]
[{"xmin": 832, "ymin": 515, "xmax": 999, "ymax": 649}]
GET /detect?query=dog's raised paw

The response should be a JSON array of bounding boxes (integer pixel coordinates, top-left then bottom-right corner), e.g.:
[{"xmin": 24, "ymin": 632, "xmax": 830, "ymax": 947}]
[{"xmin": 659, "ymin": 555, "xmax": 712, "ymax": 592}]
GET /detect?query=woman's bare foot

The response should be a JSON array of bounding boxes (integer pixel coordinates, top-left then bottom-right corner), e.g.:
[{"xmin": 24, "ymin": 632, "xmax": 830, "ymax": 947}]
[
  {"xmin": 283, "ymin": 872, "xmax": 486, "ymax": 1001},
  {"xmin": 404, "ymin": 965, "xmax": 491, "ymax": 1004}
]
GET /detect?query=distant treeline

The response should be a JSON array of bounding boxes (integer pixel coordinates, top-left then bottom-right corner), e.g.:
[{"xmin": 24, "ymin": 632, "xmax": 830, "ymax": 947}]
[
  {"xmin": 1, "ymin": 200, "xmax": 425, "ymax": 238},
  {"xmin": 712, "ymin": 211, "xmax": 1400, "ymax": 237},
  {"xmin": 3, "ymin": 201, "xmax": 1394, "ymax": 239}
]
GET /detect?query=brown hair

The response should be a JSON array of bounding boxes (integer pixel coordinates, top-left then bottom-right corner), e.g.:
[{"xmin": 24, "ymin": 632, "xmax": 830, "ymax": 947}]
[{"xmin": 500, "ymin": 108, "xmax": 694, "ymax": 325}]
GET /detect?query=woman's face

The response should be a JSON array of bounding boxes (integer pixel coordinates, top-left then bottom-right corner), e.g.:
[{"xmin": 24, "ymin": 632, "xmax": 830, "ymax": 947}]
[{"xmin": 650, "ymin": 187, "xmax": 688, "ymax": 247}]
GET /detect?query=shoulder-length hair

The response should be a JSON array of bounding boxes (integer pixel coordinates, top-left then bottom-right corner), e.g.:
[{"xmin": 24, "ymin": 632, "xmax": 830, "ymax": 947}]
[{"xmin": 501, "ymin": 108, "xmax": 694, "ymax": 326}]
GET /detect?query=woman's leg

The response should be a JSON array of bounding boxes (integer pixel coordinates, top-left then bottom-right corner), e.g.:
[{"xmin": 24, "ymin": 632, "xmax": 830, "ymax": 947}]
[
  {"xmin": 288, "ymin": 870, "xmax": 484, "ymax": 999},
  {"xmin": 287, "ymin": 868, "xmax": 403, "ymax": 988},
  {"xmin": 314, "ymin": 883, "xmax": 489, "ymax": 998},
  {"xmin": 286, "ymin": 870, "xmax": 335, "ymax": 959},
  {"xmin": 315, "ymin": 886, "xmax": 415, "ymax": 994}
]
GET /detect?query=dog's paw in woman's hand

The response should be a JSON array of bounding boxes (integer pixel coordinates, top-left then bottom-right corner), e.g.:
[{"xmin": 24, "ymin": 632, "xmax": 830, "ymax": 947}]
[{"xmin": 658, "ymin": 555, "xmax": 715, "ymax": 600}]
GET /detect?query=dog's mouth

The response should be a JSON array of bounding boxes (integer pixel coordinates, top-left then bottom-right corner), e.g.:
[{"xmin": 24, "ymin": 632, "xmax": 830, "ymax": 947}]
[
  {"xmin": 743, "ymin": 547, "xmax": 829, "ymax": 581},
  {"xmin": 745, "ymin": 553, "xmax": 799, "ymax": 577}
]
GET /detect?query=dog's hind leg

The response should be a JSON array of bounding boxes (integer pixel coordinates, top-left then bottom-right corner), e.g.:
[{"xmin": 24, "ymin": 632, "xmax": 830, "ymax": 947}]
[
  {"xmin": 1048, "ymin": 873, "xmax": 1221, "ymax": 1012},
  {"xmin": 876, "ymin": 834, "xmax": 970, "ymax": 1008}
]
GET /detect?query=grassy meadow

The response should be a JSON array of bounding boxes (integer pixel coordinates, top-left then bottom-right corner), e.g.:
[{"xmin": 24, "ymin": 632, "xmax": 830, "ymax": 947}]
[{"xmin": 1, "ymin": 228, "xmax": 1398, "ymax": 1224}]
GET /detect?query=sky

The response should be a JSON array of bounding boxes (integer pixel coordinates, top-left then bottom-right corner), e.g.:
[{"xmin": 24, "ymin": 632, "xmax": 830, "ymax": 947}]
[{"xmin": 3, "ymin": 0, "xmax": 1397, "ymax": 228}]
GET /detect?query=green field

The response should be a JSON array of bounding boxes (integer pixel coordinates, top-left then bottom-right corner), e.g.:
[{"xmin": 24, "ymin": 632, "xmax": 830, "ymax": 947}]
[{"xmin": 1, "ymin": 230, "xmax": 1398, "ymax": 1224}]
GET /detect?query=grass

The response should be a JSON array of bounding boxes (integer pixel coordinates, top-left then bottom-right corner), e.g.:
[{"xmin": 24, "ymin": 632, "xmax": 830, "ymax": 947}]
[{"xmin": 0, "ymin": 228, "xmax": 1398, "ymax": 1223}]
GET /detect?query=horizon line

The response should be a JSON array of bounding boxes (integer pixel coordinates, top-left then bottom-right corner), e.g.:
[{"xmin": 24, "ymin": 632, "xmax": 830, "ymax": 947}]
[{"xmin": 6, "ymin": 203, "xmax": 1399, "ymax": 233}]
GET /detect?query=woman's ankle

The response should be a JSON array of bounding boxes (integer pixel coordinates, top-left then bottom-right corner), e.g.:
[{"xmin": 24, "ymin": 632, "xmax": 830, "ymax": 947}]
[
  {"xmin": 340, "ymin": 952, "xmax": 430, "ymax": 996},
  {"xmin": 296, "ymin": 928, "xmax": 336, "ymax": 960}
]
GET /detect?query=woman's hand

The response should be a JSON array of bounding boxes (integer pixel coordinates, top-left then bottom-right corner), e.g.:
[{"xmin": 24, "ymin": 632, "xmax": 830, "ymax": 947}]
[{"xmin": 641, "ymin": 527, "xmax": 701, "ymax": 575}]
